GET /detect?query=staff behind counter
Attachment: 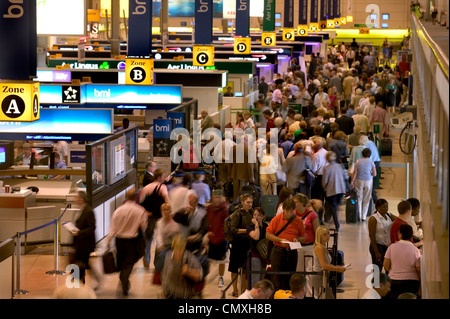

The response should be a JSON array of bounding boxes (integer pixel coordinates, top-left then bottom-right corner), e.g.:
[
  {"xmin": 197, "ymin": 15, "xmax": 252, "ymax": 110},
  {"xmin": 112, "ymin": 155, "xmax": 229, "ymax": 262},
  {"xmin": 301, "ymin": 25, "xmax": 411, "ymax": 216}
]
[{"xmin": 13, "ymin": 143, "xmax": 67, "ymax": 180}]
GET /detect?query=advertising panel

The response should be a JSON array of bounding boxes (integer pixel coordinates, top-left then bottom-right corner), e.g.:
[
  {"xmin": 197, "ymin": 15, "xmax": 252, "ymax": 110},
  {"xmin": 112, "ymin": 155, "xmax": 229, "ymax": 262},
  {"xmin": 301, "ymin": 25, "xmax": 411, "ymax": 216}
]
[{"xmin": 36, "ymin": 0, "xmax": 85, "ymax": 35}]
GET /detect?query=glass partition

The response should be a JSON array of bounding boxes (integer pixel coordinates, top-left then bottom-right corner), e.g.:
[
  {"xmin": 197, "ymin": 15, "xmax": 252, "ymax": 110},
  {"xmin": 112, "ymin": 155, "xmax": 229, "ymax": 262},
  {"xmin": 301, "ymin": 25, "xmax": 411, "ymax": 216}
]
[{"xmin": 86, "ymin": 125, "xmax": 139, "ymax": 201}]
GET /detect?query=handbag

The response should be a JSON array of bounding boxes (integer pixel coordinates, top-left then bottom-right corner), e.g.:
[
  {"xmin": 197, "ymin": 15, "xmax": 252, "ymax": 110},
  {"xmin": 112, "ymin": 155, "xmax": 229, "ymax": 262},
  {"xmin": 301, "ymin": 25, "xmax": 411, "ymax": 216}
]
[
  {"xmin": 102, "ymin": 249, "xmax": 117, "ymax": 274},
  {"xmin": 275, "ymin": 169, "xmax": 286, "ymax": 185},
  {"xmin": 259, "ymin": 214, "xmax": 296, "ymax": 261},
  {"xmin": 304, "ymin": 169, "xmax": 315, "ymax": 188}
]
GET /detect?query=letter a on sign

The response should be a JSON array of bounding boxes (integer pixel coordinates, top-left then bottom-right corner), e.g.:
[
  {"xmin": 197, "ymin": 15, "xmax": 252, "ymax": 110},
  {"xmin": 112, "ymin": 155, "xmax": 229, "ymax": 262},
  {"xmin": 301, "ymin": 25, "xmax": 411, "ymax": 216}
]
[
  {"xmin": 0, "ymin": 82, "xmax": 39, "ymax": 122},
  {"xmin": 125, "ymin": 58, "xmax": 154, "ymax": 85}
]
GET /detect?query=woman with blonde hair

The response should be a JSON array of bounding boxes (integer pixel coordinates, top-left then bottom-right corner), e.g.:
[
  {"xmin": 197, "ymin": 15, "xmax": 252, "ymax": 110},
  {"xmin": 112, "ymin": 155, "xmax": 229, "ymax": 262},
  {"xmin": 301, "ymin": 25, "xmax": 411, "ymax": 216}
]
[
  {"xmin": 234, "ymin": 112, "xmax": 245, "ymax": 130},
  {"xmin": 312, "ymin": 226, "xmax": 346, "ymax": 298}
]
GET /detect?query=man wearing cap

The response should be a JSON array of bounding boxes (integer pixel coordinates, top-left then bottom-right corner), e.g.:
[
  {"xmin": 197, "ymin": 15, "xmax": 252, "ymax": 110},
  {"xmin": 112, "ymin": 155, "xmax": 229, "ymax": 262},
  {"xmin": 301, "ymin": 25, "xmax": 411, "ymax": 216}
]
[
  {"xmin": 14, "ymin": 143, "xmax": 38, "ymax": 166},
  {"xmin": 191, "ymin": 170, "xmax": 211, "ymax": 206}
]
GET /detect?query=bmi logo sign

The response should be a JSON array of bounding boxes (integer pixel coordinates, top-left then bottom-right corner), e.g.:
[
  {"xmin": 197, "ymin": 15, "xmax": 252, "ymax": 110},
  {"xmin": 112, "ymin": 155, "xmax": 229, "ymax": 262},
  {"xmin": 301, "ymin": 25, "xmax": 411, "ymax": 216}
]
[
  {"xmin": 0, "ymin": 82, "xmax": 40, "ymax": 122},
  {"xmin": 125, "ymin": 58, "xmax": 154, "ymax": 85}
]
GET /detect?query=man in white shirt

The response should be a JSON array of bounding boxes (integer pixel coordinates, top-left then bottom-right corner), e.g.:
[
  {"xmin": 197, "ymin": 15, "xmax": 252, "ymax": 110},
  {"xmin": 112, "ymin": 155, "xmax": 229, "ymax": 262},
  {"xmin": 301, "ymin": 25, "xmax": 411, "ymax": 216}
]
[
  {"xmin": 313, "ymin": 85, "xmax": 330, "ymax": 109},
  {"xmin": 238, "ymin": 279, "xmax": 274, "ymax": 299},
  {"xmin": 361, "ymin": 273, "xmax": 391, "ymax": 299},
  {"xmin": 106, "ymin": 188, "xmax": 148, "ymax": 296},
  {"xmin": 311, "ymin": 140, "xmax": 328, "ymax": 206}
]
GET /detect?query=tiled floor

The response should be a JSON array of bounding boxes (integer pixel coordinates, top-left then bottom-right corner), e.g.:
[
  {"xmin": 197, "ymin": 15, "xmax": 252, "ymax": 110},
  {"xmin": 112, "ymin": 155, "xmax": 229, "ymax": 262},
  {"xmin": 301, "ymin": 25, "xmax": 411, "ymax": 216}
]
[{"xmin": 12, "ymin": 129, "xmax": 412, "ymax": 300}]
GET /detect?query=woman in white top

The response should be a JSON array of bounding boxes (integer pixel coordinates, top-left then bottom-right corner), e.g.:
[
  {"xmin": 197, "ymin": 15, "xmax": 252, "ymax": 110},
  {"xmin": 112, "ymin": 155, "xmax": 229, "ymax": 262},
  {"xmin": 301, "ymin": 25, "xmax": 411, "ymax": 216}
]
[
  {"xmin": 368, "ymin": 199, "xmax": 395, "ymax": 273},
  {"xmin": 259, "ymin": 144, "xmax": 278, "ymax": 195},
  {"xmin": 312, "ymin": 226, "xmax": 346, "ymax": 299}
]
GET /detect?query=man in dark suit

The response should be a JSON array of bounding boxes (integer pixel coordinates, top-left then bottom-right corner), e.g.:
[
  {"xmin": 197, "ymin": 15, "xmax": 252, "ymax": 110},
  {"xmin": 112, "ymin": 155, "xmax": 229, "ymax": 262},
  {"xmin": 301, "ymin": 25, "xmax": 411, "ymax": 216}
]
[
  {"xmin": 335, "ymin": 107, "xmax": 355, "ymax": 135},
  {"xmin": 258, "ymin": 76, "xmax": 269, "ymax": 98},
  {"xmin": 142, "ymin": 161, "xmax": 156, "ymax": 187}
]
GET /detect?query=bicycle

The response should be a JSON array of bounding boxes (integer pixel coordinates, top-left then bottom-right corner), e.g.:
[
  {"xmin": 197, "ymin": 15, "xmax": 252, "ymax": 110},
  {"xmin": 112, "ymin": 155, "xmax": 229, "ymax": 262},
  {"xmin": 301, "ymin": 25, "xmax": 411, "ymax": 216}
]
[{"xmin": 399, "ymin": 120, "xmax": 417, "ymax": 155}]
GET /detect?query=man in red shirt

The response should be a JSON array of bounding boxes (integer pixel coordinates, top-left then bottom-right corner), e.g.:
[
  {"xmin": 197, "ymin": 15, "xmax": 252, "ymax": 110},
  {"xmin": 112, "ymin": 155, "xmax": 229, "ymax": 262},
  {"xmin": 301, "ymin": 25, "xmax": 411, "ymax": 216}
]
[
  {"xmin": 263, "ymin": 109, "xmax": 275, "ymax": 134},
  {"xmin": 390, "ymin": 201, "xmax": 412, "ymax": 244},
  {"xmin": 266, "ymin": 198, "xmax": 305, "ymax": 291},
  {"xmin": 206, "ymin": 190, "xmax": 229, "ymax": 288}
]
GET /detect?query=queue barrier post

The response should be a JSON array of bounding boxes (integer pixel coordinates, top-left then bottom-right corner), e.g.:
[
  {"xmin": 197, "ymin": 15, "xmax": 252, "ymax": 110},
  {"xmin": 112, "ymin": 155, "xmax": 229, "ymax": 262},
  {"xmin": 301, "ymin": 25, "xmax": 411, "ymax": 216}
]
[
  {"xmin": 14, "ymin": 232, "xmax": 28, "ymax": 295},
  {"xmin": 46, "ymin": 218, "xmax": 66, "ymax": 276}
]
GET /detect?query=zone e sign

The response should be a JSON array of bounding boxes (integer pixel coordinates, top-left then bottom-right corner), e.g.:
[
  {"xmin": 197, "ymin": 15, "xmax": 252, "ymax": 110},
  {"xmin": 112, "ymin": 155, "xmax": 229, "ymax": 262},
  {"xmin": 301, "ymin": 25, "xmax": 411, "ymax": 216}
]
[
  {"xmin": 125, "ymin": 58, "xmax": 154, "ymax": 85},
  {"xmin": 0, "ymin": 82, "xmax": 40, "ymax": 122}
]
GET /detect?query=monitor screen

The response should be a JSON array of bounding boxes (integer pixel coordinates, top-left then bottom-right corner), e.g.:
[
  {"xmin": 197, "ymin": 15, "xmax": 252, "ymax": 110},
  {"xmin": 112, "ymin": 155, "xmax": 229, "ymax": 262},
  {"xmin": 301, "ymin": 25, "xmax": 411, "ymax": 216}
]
[
  {"xmin": 0, "ymin": 147, "xmax": 5, "ymax": 163},
  {"xmin": 370, "ymin": 13, "xmax": 377, "ymax": 20},
  {"xmin": 382, "ymin": 14, "xmax": 390, "ymax": 20},
  {"xmin": 275, "ymin": 22, "xmax": 282, "ymax": 27},
  {"xmin": 0, "ymin": 141, "xmax": 14, "ymax": 169},
  {"xmin": 234, "ymin": 92, "xmax": 243, "ymax": 97},
  {"xmin": 275, "ymin": 13, "xmax": 281, "ymax": 19},
  {"xmin": 382, "ymin": 23, "xmax": 389, "ymax": 28}
]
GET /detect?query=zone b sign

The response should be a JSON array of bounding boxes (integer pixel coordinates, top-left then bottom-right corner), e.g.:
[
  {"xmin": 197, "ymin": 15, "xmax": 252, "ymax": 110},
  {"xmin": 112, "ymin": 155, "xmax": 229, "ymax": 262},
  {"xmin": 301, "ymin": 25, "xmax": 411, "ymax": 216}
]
[
  {"xmin": 0, "ymin": 82, "xmax": 40, "ymax": 122},
  {"xmin": 125, "ymin": 58, "xmax": 154, "ymax": 85}
]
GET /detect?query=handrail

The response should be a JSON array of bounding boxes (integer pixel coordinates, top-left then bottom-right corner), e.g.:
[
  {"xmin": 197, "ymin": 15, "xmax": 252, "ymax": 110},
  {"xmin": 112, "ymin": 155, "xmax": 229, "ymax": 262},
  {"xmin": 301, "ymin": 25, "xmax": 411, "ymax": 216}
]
[{"xmin": 411, "ymin": 13, "xmax": 449, "ymax": 79}]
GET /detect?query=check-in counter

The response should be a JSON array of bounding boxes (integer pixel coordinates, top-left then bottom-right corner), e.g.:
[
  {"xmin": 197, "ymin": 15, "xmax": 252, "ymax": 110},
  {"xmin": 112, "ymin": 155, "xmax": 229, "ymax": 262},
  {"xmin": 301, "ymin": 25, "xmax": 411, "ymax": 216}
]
[
  {"xmin": 0, "ymin": 177, "xmax": 79, "ymax": 243},
  {"xmin": 0, "ymin": 190, "xmax": 36, "ymax": 241}
]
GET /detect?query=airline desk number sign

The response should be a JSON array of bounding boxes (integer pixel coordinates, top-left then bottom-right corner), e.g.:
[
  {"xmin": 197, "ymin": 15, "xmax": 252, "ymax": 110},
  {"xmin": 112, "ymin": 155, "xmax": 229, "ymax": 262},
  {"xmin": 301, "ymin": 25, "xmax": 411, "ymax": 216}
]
[
  {"xmin": 282, "ymin": 29, "xmax": 295, "ymax": 41},
  {"xmin": 125, "ymin": 58, "xmax": 154, "ymax": 85},
  {"xmin": 262, "ymin": 32, "xmax": 276, "ymax": 47},
  {"xmin": 0, "ymin": 82, "xmax": 40, "ymax": 122},
  {"xmin": 193, "ymin": 46, "xmax": 215, "ymax": 67},
  {"xmin": 234, "ymin": 37, "xmax": 251, "ymax": 54},
  {"xmin": 297, "ymin": 25, "xmax": 308, "ymax": 36}
]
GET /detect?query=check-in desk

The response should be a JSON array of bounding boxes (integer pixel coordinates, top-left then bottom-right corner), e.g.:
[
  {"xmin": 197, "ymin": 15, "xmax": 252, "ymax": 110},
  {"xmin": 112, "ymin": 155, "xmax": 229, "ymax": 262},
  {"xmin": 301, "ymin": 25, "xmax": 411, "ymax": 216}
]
[
  {"xmin": 0, "ymin": 190, "xmax": 36, "ymax": 242},
  {"xmin": 0, "ymin": 173, "xmax": 80, "ymax": 243}
]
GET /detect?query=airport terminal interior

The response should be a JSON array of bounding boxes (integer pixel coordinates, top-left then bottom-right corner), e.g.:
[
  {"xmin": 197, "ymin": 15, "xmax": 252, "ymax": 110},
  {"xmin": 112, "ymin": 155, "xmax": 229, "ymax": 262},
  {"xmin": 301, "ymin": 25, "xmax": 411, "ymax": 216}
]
[{"xmin": 0, "ymin": 0, "xmax": 448, "ymax": 301}]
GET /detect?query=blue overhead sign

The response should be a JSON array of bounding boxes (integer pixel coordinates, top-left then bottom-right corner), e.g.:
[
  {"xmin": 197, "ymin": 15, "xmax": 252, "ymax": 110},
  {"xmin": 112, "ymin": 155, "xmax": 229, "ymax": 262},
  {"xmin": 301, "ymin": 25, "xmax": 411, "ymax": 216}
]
[
  {"xmin": 128, "ymin": 0, "xmax": 152, "ymax": 57},
  {"xmin": 167, "ymin": 112, "xmax": 185, "ymax": 129},
  {"xmin": 195, "ymin": 0, "xmax": 213, "ymax": 44},
  {"xmin": 0, "ymin": 0, "xmax": 36, "ymax": 80},
  {"xmin": 235, "ymin": 0, "xmax": 250, "ymax": 37},
  {"xmin": 39, "ymin": 84, "xmax": 182, "ymax": 105}
]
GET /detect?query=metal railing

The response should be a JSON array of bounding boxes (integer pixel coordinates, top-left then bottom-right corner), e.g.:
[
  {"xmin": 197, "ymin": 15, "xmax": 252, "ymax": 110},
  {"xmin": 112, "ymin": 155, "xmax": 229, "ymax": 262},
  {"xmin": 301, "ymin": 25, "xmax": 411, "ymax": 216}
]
[
  {"xmin": 410, "ymin": 12, "xmax": 449, "ymax": 299},
  {"xmin": 0, "ymin": 204, "xmax": 72, "ymax": 298}
]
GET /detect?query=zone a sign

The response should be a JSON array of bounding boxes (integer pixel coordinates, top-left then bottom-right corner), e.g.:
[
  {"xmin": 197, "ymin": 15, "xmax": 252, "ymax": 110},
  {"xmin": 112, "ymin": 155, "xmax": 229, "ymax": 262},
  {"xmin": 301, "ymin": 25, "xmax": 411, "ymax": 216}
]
[
  {"xmin": 0, "ymin": 82, "xmax": 40, "ymax": 122},
  {"xmin": 125, "ymin": 58, "xmax": 154, "ymax": 85}
]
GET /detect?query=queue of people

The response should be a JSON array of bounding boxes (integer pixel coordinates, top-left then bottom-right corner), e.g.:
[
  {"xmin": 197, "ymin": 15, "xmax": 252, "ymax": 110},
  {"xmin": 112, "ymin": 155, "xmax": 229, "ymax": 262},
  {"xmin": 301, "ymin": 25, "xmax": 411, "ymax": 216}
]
[{"xmin": 60, "ymin": 37, "xmax": 423, "ymax": 300}]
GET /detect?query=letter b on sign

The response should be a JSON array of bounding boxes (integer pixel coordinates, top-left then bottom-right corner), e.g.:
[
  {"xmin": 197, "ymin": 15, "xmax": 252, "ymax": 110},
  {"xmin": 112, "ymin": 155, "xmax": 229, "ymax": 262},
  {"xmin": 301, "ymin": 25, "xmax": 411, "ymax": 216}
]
[{"xmin": 125, "ymin": 58, "xmax": 154, "ymax": 85}]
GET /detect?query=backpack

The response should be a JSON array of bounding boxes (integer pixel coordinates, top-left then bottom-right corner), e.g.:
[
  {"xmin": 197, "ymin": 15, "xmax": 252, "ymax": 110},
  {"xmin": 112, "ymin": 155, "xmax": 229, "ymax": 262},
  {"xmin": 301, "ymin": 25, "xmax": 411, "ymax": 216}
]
[
  {"xmin": 223, "ymin": 210, "xmax": 241, "ymax": 242},
  {"xmin": 140, "ymin": 183, "xmax": 165, "ymax": 220}
]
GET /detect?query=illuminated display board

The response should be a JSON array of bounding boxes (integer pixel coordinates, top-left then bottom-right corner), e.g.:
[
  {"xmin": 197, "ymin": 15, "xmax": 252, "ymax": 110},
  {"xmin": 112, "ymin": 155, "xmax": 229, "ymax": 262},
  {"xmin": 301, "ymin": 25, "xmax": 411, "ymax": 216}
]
[
  {"xmin": 37, "ymin": 0, "xmax": 86, "ymax": 35},
  {"xmin": 39, "ymin": 84, "xmax": 182, "ymax": 105},
  {"xmin": 0, "ymin": 108, "xmax": 113, "ymax": 135}
]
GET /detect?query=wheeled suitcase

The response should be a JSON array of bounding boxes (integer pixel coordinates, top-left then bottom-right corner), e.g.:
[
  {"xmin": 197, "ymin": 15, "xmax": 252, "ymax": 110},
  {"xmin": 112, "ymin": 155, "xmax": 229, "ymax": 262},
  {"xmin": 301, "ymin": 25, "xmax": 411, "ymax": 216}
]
[
  {"xmin": 345, "ymin": 191, "xmax": 359, "ymax": 224},
  {"xmin": 380, "ymin": 138, "xmax": 393, "ymax": 156}
]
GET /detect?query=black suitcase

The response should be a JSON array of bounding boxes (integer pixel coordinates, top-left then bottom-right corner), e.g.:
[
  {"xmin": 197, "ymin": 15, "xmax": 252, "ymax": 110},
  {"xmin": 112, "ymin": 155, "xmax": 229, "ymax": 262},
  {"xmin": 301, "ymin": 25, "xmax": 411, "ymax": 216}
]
[
  {"xmin": 380, "ymin": 138, "xmax": 393, "ymax": 156},
  {"xmin": 345, "ymin": 191, "xmax": 359, "ymax": 224}
]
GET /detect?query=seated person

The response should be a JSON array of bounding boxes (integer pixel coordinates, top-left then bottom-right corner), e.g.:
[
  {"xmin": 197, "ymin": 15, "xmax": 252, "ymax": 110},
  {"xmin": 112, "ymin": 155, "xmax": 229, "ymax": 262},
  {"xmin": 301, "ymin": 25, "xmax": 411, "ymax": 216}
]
[
  {"xmin": 50, "ymin": 152, "xmax": 68, "ymax": 180},
  {"xmin": 14, "ymin": 142, "xmax": 38, "ymax": 166}
]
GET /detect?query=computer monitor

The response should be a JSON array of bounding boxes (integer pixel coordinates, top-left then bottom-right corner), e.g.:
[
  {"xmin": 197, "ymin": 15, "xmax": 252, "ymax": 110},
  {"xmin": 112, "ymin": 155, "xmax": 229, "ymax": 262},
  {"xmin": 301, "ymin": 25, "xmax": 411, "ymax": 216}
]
[
  {"xmin": 0, "ymin": 141, "xmax": 14, "ymax": 169},
  {"xmin": 234, "ymin": 92, "xmax": 243, "ymax": 97},
  {"xmin": 382, "ymin": 14, "xmax": 390, "ymax": 20},
  {"xmin": 275, "ymin": 13, "xmax": 281, "ymax": 19}
]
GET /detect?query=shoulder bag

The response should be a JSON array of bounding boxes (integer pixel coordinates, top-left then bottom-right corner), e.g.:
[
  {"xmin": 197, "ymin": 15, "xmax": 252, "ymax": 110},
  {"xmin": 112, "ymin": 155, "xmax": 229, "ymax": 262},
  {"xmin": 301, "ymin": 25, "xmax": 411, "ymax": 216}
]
[{"xmin": 257, "ymin": 214, "xmax": 296, "ymax": 261}]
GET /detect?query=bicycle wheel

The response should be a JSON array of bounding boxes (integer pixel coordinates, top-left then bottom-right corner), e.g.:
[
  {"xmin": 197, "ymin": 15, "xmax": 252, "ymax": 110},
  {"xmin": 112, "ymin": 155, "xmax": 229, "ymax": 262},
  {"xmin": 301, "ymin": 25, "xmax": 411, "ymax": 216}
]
[{"xmin": 399, "ymin": 123, "xmax": 416, "ymax": 154}]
